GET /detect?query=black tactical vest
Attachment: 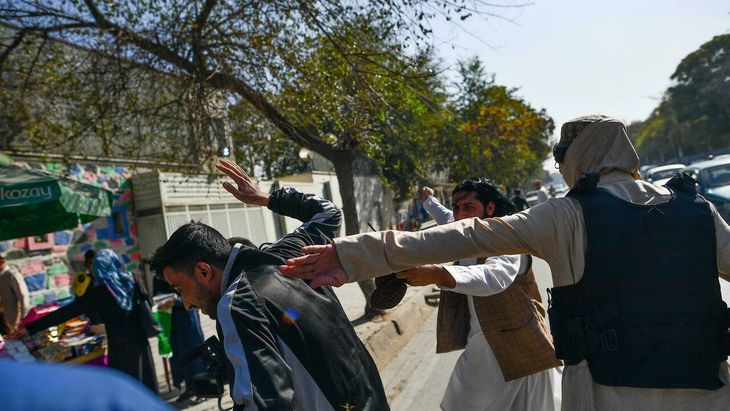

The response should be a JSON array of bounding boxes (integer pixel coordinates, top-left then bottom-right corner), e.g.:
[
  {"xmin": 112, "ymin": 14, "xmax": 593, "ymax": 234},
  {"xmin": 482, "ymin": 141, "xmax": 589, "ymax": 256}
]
[{"xmin": 548, "ymin": 174, "xmax": 729, "ymax": 389}]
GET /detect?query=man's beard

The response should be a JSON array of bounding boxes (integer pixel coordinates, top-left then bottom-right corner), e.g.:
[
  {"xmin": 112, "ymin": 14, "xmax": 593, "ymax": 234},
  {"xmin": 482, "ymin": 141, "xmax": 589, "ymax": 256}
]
[{"xmin": 200, "ymin": 289, "xmax": 219, "ymax": 320}]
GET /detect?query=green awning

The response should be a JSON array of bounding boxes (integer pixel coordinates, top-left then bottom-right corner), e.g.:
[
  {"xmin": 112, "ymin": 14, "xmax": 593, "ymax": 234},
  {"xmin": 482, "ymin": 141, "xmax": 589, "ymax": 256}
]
[{"xmin": 0, "ymin": 165, "xmax": 113, "ymax": 241}]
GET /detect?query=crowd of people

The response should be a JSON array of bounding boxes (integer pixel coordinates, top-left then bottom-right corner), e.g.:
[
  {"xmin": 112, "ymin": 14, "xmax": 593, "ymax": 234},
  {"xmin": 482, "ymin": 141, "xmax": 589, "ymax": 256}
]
[{"xmin": 2, "ymin": 114, "xmax": 730, "ymax": 411}]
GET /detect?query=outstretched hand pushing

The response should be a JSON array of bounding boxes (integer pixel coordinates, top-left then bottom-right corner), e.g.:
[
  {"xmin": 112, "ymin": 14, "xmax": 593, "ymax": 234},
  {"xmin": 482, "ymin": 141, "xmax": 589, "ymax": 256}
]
[{"xmin": 279, "ymin": 244, "xmax": 348, "ymax": 288}]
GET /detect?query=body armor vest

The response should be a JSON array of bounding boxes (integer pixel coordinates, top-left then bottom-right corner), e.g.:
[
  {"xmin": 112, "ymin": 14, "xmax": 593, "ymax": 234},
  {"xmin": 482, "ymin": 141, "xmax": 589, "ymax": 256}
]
[{"xmin": 549, "ymin": 177, "xmax": 729, "ymax": 389}]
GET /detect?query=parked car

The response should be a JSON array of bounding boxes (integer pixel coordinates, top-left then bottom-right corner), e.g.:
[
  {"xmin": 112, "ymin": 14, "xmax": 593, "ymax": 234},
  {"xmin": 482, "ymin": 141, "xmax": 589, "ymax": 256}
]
[
  {"xmin": 682, "ymin": 157, "xmax": 730, "ymax": 222},
  {"xmin": 551, "ymin": 183, "xmax": 569, "ymax": 197},
  {"xmin": 525, "ymin": 190, "xmax": 539, "ymax": 207},
  {"xmin": 639, "ymin": 164, "xmax": 658, "ymax": 176},
  {"xmin": 643, "ymin": 163, "xmax": 686, "ymax": 186}
]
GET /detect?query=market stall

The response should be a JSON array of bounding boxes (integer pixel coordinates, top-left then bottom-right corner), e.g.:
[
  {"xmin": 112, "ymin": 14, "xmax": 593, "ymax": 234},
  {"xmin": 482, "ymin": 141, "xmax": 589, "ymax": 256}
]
[
  {"xmin": 0, "ymin": 163, "xmax": 113, "ymax": 367},
  {"xmin": 1, "ymin": 309, "xmax": 107, "ymax": 366}
]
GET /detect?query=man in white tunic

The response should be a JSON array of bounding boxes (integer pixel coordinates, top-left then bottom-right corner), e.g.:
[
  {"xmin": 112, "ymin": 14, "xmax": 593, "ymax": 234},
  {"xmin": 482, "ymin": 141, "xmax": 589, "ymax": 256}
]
[
  {"xmin": 533, "ymin": 180, "xmax": 550, "ymax": 204},
  {"xmin": 396, "ymin": 181, "xmax": 560, "ymax": 410},
  {"xmin": 281, "ymin": 115, "xmax": 730, "ymax": 411}
]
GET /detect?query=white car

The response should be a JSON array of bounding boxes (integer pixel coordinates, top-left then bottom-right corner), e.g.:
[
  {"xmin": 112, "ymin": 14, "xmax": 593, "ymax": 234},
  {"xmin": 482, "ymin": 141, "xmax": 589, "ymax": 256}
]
[
  {"xmin": 525, "ymin": 190, "xmax": 540, "ymax": 206},
  {"xmin": 643, "ymin": 163, "xmax": 686, "ymax": 186}
]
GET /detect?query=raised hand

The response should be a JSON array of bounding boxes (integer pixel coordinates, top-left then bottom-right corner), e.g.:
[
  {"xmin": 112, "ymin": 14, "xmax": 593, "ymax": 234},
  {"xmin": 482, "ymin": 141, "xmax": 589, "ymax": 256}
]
[
  {"xmin": 279, "ymin": 244, "xmax": 348, "ymax": 288},
  {"xmin": 419, "ymin": 186, "xmax": 434, "ymax": 202},
  {"xmin": 216, "ymin": 158, "xmax": 269, "ymax": 206}
]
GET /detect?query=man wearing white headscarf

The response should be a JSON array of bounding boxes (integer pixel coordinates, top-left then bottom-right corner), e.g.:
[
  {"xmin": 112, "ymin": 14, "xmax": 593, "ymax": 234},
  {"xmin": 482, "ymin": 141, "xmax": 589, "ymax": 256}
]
[{"xmin": 281, "ymin": 115, "xmax": 730, "ymax": 410}]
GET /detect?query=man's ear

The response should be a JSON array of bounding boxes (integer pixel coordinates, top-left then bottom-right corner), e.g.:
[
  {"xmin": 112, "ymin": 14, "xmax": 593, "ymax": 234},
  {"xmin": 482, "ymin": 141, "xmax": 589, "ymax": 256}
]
[
  {"xmin": 193, "ymin": 262, "xmax": 214, "ymax": 284},
  {"xmin": 486, "ymin": 201, "xmax": 496, "ymax": 218}
]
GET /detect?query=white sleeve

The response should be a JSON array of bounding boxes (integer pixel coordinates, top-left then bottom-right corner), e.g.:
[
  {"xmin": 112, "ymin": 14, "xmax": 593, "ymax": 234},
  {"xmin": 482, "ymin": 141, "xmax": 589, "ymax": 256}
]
[
  {"xmin": 422, "ymin": 196, "xmax": 454, "ymax": 225},
  {"xmin": 441, "ymin": 255, "xmax": 521, "ymax": 296},
  {"xmin": 711, "ymin": 202, "xmax": 730, "ymax": 277}
]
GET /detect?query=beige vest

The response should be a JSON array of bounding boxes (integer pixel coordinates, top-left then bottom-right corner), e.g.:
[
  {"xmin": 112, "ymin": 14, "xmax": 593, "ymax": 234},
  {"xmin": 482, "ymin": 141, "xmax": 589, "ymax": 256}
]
[{"xmin": 436, "ymin": 256, "xmax": 562, "ymax": 381}]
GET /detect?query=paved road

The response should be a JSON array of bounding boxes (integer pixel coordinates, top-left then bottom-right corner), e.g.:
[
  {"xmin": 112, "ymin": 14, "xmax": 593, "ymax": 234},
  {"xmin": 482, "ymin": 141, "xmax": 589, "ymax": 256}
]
[{"xmin": 383, "ymin": 258, "xmax": 730, "ymax": 410}]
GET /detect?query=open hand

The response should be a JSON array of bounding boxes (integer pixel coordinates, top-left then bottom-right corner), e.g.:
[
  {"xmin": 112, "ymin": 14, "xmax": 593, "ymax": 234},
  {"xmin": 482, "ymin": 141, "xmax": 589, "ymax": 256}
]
[
  {"xmin": 419, "ymin": 186, "xmax": 434, "ymax": 202},
  {"xmin": 216, "ymin": 159, "xmax": 269, "ymax": 206},
  {"xmin": 279, "ymin": 244, "xmax": 347, "ymax": 288}
]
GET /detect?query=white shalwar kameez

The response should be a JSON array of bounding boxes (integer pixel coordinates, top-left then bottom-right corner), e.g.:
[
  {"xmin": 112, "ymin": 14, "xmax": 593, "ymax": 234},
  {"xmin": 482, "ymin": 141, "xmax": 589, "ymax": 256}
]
[
  {"xmin": 440, "ymin": 257, "xmax": 562, "ymax": 411},
  {"xmin": 422, "ymin": 197, "xmax": 561, "ymax": 411}
]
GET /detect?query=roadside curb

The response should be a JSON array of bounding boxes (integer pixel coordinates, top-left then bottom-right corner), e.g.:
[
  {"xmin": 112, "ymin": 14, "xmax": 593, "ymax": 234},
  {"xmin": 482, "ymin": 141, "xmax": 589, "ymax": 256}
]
[{"xmin": 360, "ymin": 286, "xmax": 437, "ymax": 369}]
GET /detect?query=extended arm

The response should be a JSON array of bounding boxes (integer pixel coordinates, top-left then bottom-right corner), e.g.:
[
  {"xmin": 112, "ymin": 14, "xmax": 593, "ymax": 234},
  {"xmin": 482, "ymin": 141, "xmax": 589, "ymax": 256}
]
[
  {"xmin": 712, "ymin": 202, "xmax": 730, "ymax": 281},
  {"xmin": 280, "ymin": 195, "xmax": 585, "ymax": 288},
  {"xmin": 442, "ymin": 255, "xmax": 521, "ymax": 296},
  {"xmin": 395, "ymin": 255, "xmax": 521, "ymax": 297}
]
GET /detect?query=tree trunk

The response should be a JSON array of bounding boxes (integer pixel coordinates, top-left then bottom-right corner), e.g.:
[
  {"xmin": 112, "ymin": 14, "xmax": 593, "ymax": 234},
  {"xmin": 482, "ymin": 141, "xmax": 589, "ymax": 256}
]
[
  {"xmin": 331, "ymin": 153, "xmax": 380, "ymax": 314},
  {"xmin": 331, "ymin": 153, "xmax": 359, "ymax": 236}
]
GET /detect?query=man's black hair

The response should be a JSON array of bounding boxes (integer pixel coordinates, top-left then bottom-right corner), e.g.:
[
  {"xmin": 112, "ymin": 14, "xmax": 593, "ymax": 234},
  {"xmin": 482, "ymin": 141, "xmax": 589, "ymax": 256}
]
[
  {"xmin": 228, "ymin": 237, "xmax": 257, "ymax": 249},
  {"xmin": 84, "ymin": 249, "xmax": 96, "ymax": 266},
  {"xmin": 452, "ymin": 177, "xmax": 516, "ymax": 218},
  {"xmin": 148, "ymin": 222, "xmax": 232, "ymax": 279}
]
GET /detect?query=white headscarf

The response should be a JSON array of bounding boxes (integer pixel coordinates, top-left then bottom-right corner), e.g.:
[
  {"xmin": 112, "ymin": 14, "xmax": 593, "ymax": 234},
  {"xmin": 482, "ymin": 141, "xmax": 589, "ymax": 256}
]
[{"xmin": 557, "ymin": 116, "xmax": 641, "ymax": 188}]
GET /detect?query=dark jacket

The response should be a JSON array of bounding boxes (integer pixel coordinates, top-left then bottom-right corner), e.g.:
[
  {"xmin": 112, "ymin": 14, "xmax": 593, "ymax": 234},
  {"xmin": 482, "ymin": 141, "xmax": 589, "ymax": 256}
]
[
  {"xmin": 26, "ymin": 285, "xmax": 158, "ymax": 392},
  {"xmin": 550, "ymin": 183, "xmax": 728, "ymax": 390},
  {"xmin": 218, "ymin": 188, "xmax": 388, "ymax": 410}
]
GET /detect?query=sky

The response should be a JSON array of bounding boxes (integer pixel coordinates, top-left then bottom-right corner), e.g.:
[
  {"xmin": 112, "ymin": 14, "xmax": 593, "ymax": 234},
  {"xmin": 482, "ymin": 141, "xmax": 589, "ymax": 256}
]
[{"xmin": 429, "ymin": 0, "xmax": 730, "ymax": 144}]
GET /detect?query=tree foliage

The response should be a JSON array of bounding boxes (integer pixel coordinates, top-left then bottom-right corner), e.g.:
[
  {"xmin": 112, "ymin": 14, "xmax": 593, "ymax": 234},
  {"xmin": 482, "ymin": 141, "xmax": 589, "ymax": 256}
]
[
  {"xmin": 1, "ymin": 0, "xmax": 529, "ymax": 235},
  {"xmin": 228, "ymin": 104, "xmax": 309, "ymax": 180},
  {"xmin": 0, "ymin": 26, "xmax": 223, "ymax": 166},
  {"xmin": 274, "ymin": 28, "xmax": 451, "ymax": 199},
  {"xmin": 446, "ymin": 57, "xmax": 553, "ymax": 186},
  {"xmin": 633, "ymin": 34, "xmax": 730, "ymax": 163}
]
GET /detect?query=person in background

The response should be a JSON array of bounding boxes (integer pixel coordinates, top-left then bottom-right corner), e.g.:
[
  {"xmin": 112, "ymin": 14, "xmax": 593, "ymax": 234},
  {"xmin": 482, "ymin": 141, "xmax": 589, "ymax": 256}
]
[
  {"xmin": 0, "ymin": 252, "xmax": 30, "ymax": 333},
  {"xmin": 404, "ymin": 183, "xmax": 561, "ymax": 410},
  {"xmin": 78, "ymin": 250, "xmax": 102, "ymax": 325},
  {"xmin": 510, "ymin": 189, "xmax": 529, "ymax": 211},
  {"xmin": 533, "ymin": 180, "xmax": 549, "ymax": 204},
  {"xmin": 84, "ymin": 249, "xmax": 95, "ymax": 273},
  {"xmin": 11, "ymin": 249, "xmax": 159, "ymax": 393},
  {"xmin": 153, "ymin": 277, "xmax": 207, "ymax": 403}
]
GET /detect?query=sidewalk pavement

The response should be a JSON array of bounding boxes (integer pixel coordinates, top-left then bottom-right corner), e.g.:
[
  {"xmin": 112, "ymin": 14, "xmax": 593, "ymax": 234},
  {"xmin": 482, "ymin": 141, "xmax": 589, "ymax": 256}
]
[{"xmin": 150, "ymin": 282, "xmax": 437, "ymax": 410}]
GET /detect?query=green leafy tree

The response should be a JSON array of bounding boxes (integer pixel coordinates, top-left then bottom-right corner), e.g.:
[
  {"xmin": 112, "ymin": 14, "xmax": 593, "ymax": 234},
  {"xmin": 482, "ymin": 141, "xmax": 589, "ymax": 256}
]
[
  {"xmin": 447, "ymin": 57, "xmax": 553, "ymax": 186},
  {"xmin": 228, "ymin": 104, "xmax": 309, "ymax": 180},
  {"xmin": 2, "ymin": 1, "xmax": 526, "ymax": 303},
  {"xmin": 634, "ymin": 34, "xmax": 730, "ymax": 163},
  {"xmin": 275, "ymin": 31, "xmax": 451, "ymax": 200},
  {"xmin": 1, "ymin": 0, "xmax": 524, "ymax": 237},
  {"xmin": 0, "ymin": 27, "xmax": 220, "ymax": 167}
]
